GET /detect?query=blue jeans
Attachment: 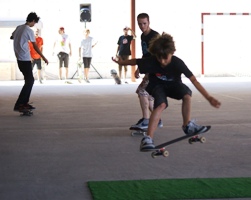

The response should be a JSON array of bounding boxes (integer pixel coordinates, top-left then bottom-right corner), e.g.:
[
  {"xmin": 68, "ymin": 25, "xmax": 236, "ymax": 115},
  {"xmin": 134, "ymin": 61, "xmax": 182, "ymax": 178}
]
[{"xmin": 15, "ymin": 60, "xmax": 34, "ymax": 107}]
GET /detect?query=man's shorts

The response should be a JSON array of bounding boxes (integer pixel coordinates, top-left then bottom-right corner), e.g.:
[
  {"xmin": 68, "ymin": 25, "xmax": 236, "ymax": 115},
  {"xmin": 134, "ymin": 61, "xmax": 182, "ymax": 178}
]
[
  {"xmin": 118, "ymin": 55, "xmax": 129, "ymax": 71},
  {"xmin": 136, "ymin": 75, "xmax": 154, "ymax": 101},
  {"xmin": 57, "ymin": 52, "xmax": 69, "ymax": 68},
  {"xmin": 32, "ymin": 59, "xmax": 42, "ymax": 70},
  {"xmin": 150, "ymin": 82, "xmax": 192, "ymax": 109},
  {"xmin": 83, "ymin": 57, "xmax": 92, "ymax": 68}
]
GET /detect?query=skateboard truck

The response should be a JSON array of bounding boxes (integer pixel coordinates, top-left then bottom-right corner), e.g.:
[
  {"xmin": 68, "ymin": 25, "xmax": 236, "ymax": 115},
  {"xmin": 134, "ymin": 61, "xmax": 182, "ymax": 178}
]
[
  {"xmin": 130, "ymin": 127, "xmax": 147, "ymax": 136},
  {"xmin": 20, "ymin": 110, "xmax": 33, "ymax": 116},
  {"xmin": 151, "ymin": 148, "xmax": 169, "ymax": 158},
  {"xmin": 188, "ymin": 135, "xmax": 206, "ymax": 144}
]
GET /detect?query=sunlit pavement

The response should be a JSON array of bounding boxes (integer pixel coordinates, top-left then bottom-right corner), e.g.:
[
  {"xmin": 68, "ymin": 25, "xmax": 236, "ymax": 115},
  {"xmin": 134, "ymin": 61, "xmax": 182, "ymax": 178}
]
[{"xmin": 0, "ymin": 76, "xmax": 250, "ymax": 200}]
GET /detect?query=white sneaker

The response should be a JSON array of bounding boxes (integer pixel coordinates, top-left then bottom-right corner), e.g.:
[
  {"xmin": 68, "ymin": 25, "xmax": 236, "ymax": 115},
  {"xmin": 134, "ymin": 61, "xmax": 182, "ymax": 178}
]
[
  {"xmin": 140, "ymin": 136, "xmax": 155, "ymax": 151},
  {"xmin": 182, "ymin": 119, "xmax": 208, "ymax": 135},
  {"xmin": 158, "ymin": 119, "xmax": 163, "ymax": 128}
]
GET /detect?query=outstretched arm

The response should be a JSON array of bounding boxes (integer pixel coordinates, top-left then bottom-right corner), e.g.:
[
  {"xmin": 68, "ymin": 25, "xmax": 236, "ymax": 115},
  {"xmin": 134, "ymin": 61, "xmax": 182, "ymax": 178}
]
[
  {"xmin": 69, "ymin": 43, "xmax": 72, "ymax": 56},
  {"xmin": 116, "ymin": 45, "xmax": 120, "ymax": 57},
  {"xmin": 92, "ymin": 41, "xmax": 98, "ymax": 48},
  {"xmin": 111, "ymin": 57, "xmax": 137, "ymax": 66},
  {"xmin": 189, "ymin": 75, "xmax": 221, "ymax": 108}
]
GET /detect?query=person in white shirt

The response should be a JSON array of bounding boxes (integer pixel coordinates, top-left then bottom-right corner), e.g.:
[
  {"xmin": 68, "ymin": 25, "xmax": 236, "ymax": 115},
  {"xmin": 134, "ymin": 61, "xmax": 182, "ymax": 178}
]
[
  {"xmin": 11, "ymin": 12, "xmax": 48, "ymax": 112},
  {"xmin": 79, "ymin": 29, "xmax": 98, "ymax": 83},
  {"xmin": 53, "ymin": 27, "xmax": 72, "ymax": 81}
]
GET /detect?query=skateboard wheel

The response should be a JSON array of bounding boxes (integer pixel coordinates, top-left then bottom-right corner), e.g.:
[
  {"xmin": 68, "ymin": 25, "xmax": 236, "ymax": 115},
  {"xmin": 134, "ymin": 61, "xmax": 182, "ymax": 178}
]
[
  {"xmin": 188, "ymin": 138, "xmax": 194, "ymax": 144},
  {"xmin": 151, "ymin": 152, "xmax": 157, "ymax": 158},
  {"xmin": 200, "ymin": 137, "xmax": 206, "ymax": 143},
  {"xmin": 162, "ymin": 150, "xmax": 169, "ymax": 157}
]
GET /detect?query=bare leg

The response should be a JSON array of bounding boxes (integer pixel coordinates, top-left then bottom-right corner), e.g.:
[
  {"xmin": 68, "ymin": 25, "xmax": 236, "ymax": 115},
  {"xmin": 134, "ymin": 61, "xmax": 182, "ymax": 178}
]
[
  {"xmin": 149, "ymin": 99, "xmax": 154, "ymax": 113},
  {"xmin": 59, "ymin": 68, "xmax": 63, "ymax": 80},
  {"xmin": 65, "ymin": 67, "xmax": 68, "ymax": 79},
  {"xmin": 182, "ymin": 94, "xmax": 191, "ymax": 126},
  {"xmin": 84, "ymin": 68, "xmax": 90, "ymax": 79},
  {"xmin": 37, "ymin": 69, "xmax": 41, "ymax": 81},
  {"xmin": 147, "ymin": 103, "xmax": 166, "ymax": 138},
  {"xmin": 118, "ymin": 69, "xmax": 122, "ymax": 79},
  {"xmin": 124, "ymin": 67, "xmax": 127, "ymax": 82},
  {"xmin": 139, "ymin": 95, "xmax": 150, "ymax": 119}
]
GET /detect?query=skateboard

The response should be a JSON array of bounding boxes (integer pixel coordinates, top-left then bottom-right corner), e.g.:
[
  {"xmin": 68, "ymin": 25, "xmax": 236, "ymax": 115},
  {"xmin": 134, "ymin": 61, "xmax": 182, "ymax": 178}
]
[
  {"xmin": 19, "ymin": 109, "xmax": 33, "ymax": 116},
  {"xmin": 111, "ymin": 69, "xmax": 121, "ymax": 84},
  {"xmin": 130, "ymin": 127, "xmax": 147, "ymax": 136},
  {"xmin": 77, "ymin": 61, "xmax": 83, "ymax": 83},
  {"xmin": 148, "ymin": 126, "xmax": 211, "ymax": 158}
]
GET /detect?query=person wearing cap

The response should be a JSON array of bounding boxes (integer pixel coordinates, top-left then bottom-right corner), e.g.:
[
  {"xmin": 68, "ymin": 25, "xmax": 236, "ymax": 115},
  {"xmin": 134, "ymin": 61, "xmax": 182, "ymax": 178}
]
[
  {"xmin": 53, "ymin": 27, "xmax": 72, "ymax": 82},
  {"xmin": 116, "ymin": 27, "xmax": 136, "ymax": 83}
]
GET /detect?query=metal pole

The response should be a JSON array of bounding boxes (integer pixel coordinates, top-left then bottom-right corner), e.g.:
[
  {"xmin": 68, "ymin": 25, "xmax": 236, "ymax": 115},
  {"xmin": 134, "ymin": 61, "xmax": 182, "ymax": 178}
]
[{"xmin": 130, "ymin": 0, "xmax": 136, "ymax": 82}]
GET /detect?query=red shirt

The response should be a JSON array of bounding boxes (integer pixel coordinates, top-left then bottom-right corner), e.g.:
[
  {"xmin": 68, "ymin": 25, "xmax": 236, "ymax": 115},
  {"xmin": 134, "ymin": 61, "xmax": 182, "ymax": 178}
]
[{"xmin": 29, "ymin": 36, "xmax": 43, "ymax": 59}]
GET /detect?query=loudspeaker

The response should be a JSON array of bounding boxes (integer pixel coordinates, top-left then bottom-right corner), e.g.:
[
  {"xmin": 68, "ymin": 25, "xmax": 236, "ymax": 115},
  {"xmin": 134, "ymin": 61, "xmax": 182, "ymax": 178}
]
[{"xmin": 80, "ymin": 4, "xmax": 91, "ymax": 22}]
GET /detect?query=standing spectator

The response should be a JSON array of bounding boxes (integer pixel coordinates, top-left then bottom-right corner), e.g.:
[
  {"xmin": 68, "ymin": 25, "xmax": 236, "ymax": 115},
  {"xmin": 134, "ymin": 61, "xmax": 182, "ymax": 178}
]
[
  {"xmin": 53, "ymin": 27, "xmax": 72, "ymax": 82},
  {"xmin": 11, "ymin": 12, "xmax": 48, "ymax": 112},
  {"xmin": 29, "ymin": 28, "xmax": 44, "ymax": 84},
  {"xmin": 116, "ymin": 27, "xmax": 136, "ymax": 83},
  {"xmin": 130, "ymin": 13, "xmax": 162, "ymax": 129},
  {"xmin": 79, "ymin": 29, "xmax": 98, "ymax": 83}
]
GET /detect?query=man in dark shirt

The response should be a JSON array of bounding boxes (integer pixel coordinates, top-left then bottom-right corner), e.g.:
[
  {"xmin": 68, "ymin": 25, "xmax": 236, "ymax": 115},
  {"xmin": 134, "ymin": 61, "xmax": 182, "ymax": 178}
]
[
  {"xmin": 112, "ymin": 33, "xmax": 221, "ymax": 151},
  {"xmin": 130, "ymin": 13, "xmax": 163, "ymax": 130},
  {"xmin": 116, "ymin": 27, "xmax": 136, "ymax": 83}
]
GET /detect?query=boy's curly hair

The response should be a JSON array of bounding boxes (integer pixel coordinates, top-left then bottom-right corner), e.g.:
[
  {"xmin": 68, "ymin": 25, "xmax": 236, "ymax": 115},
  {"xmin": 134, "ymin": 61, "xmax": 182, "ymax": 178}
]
[{"xmin": 148, "ymin": 33, "xmax": 176, "ymax": 59}]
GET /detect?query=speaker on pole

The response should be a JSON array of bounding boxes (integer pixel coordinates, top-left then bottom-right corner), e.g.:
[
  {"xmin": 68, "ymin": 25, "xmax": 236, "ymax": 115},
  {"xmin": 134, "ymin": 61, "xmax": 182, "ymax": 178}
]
[{"xmin": 80, "ymin": 4, "xmax": 91, "ymax": 22}]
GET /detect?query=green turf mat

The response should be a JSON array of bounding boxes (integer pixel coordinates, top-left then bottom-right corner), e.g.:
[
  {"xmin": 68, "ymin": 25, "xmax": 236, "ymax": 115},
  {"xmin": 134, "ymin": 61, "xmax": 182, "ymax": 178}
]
[{"xmin": 88, "ymin": 177, "xmax": 251, "ymax": 200}]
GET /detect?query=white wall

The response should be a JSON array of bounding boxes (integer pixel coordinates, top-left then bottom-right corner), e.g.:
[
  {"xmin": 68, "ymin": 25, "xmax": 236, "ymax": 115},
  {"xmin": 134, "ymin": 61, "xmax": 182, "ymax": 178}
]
[{"xmin": 1, "ymin": 0, "xmax": 251, "ymax": 80}]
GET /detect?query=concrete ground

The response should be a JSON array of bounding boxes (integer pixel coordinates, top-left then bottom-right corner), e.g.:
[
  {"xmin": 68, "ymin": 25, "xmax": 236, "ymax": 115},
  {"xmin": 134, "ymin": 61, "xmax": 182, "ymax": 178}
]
[{"xmin": 0, "ymin": 77, "xmax": 250, "ymax": 200}]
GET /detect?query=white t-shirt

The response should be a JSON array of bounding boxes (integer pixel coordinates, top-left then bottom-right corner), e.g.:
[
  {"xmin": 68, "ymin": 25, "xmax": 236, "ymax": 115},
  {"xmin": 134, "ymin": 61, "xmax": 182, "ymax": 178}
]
[
  {"xmin": 55, "ymin": 33, "xmax": 71, "ymax": 54},
  {"xmin": 11, "ymin": 24, "xmax": 35, "ymax": 61},
  {"xmin": 80, "ymin": 36, "xmax": 94, "ymax": 57}
]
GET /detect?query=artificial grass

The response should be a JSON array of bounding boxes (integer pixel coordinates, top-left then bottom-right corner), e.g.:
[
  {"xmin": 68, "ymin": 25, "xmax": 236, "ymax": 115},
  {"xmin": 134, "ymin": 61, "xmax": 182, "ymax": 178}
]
[{"xmin": 88, "ymin": 177, "xmax": 251, "ymax": 200}]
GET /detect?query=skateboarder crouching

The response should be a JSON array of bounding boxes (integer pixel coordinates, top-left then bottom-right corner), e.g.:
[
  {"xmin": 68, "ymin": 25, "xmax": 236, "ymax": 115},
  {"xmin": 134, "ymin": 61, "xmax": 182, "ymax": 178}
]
[{"xmin": 112, "ymin": 33, "xmax": 221, "ymax": 151}]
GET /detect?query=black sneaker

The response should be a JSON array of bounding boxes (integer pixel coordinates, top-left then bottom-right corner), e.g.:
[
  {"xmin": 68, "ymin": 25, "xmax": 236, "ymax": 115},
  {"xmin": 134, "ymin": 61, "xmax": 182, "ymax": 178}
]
[
  {"xmin": 25, "ymin": 103, "xmax": 36, "ymax": 110},
  {"xmin": 14, "ymin": 104, "xmax": 30, "ymax": 112},
  {"xmin": 13, "ymin": 105, "xmax": 21, "ymax": 112}
]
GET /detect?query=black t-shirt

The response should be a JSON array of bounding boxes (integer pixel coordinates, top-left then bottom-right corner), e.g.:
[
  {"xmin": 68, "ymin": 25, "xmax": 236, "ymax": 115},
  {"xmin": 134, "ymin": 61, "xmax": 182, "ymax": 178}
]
[
  {"xmin": 117, "ymin": 35, "xmax": 134, "ymax": 56},
  {"xmin": 141, "ymin": 29, "xmax": 159, "ymax": 58},
  {"xmin": 136, "ymin": 55, "xmax": 193, "ymax": 84}
]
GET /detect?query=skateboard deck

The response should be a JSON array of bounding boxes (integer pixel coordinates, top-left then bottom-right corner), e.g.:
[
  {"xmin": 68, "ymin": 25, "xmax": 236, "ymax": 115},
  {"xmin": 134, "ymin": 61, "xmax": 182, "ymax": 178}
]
[
  {"xmin": 111, "ymin": 69, "xmax": 121, "ymax": 84},
  {"xmin": 130, "ymin": 127, "xmax": 147, "ymax": 136},
  {"xmin": 146, "ymin": 126, "xmax": 211, "ymax": 158},
  {"xmin": 77, "ymin": 61, "xmax": 83, "ymax": 83}
]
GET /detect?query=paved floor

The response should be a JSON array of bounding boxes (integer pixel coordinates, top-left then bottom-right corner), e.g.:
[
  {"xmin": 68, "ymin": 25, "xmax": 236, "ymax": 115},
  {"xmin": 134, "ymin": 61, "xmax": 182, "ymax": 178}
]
[{"xmin": 0, "ymin": 77, "xmax": 250, "ymax": 200}]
